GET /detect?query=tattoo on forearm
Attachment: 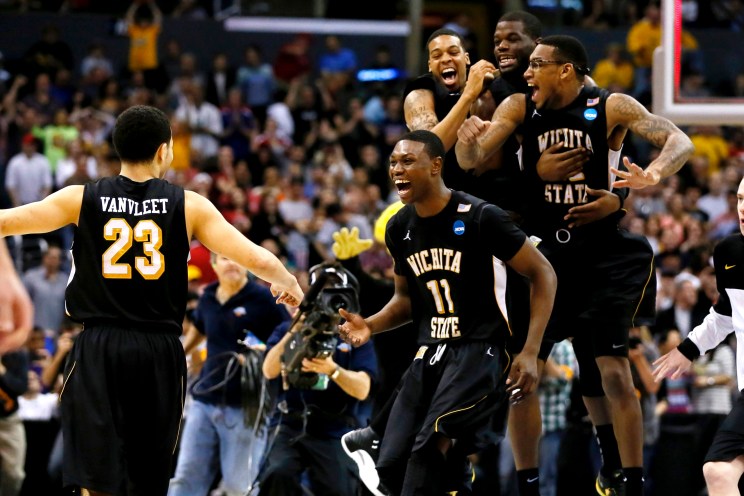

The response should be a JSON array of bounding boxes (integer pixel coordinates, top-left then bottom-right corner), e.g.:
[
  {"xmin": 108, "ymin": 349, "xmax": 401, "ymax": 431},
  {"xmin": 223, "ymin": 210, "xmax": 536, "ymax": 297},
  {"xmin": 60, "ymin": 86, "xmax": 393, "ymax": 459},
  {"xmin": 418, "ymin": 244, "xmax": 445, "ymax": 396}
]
[
  {"xmin": 651, "ymin": 135, "xmax": 692, "ymax": 177},
  {"xmin": 614, "ymin": 96, "xmax": 674, "ymax": 148},
  {"xmin": 613, "ymin": 94, "xmax": 692, "ymax": 177},
  {"xmin": 409, "ymin": 110, "xmax": 439, "ymax": 131}
]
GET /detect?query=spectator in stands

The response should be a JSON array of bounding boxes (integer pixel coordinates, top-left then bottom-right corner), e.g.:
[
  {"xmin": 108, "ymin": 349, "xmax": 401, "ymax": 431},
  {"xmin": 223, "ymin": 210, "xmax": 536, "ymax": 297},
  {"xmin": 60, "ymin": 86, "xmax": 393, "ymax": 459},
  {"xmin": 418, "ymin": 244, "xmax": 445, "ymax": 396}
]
[
  {"xmin": 626, "ymin": 1, "xmax": 701, "ymax": 100},
  {"xmin": 538, "ymin": 340, "xmax": 577, "ymax": 496},
  {"xmin": 628, "ymin": 325, "xmax": 661, "ymax": 493},
  {"xmin": 4, "ymin": 134, "xmax": 52, "ymax": 207},
  {"xmin": 124, "ymin": 0, "xmax": 163, "ymax": 91},
  {"xmin": 237, "ymin": 44, "xmax": 275, "ymax": 129},
  {"xmin": 272, "ymin": 33, "xmax": 312, "ymax": 88},
  {"xmin": 22, "ymin": 245, "xmax": 68, "ymax": 335},
  {"xmin": 32, "ymin": 107, "xmax": 78, "ymax": 177},
  {"xmin": 55, "ymin": 138, "xmax": 98, "ymax": 186},
  {"xmin": 23, "ymin": 24, "xmax": 74, "ymax": 80},
  {"xmin": 80, "ymin": 42, "xmax": 114, "ymax": 82},
  {"xmin": 0, "ymin": 349, "xmax": 30, "ymax": 496},
  {"xmin": 220, "ymin": 87, "xmax": 257, "ymax": 162},
  {"xmin": 654, "ymin": 274, "xmax": 708, "ymax": 338},
  {"xmin": 591, "ymin": 42, "xmax": 635, "ymax": 93},
  {"xmin": 204, "ymin": 51, "xmax": 236, "ymax": 109},
  {"xmin": 690, "ymin": 126, "xmax": 730, "ymax": 174},
  {"xmin": 20, "ymin": 73, "xmax": 61, "ymax": 127},
  {"xmin": 318, "ymin": 35, "xmax": 358, "ymax": 97},
  {"xmin": 174, "ymin": 80, "xmax": 223, "ymax": 165}
]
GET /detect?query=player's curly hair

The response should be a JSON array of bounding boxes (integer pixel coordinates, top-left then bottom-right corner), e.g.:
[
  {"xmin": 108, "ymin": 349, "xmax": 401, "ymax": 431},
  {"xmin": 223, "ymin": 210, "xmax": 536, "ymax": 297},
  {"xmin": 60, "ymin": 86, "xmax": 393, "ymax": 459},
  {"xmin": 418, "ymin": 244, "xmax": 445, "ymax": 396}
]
[{"xmin": 113, "ymin": 105, "xmax": 171, "ymax": 164}]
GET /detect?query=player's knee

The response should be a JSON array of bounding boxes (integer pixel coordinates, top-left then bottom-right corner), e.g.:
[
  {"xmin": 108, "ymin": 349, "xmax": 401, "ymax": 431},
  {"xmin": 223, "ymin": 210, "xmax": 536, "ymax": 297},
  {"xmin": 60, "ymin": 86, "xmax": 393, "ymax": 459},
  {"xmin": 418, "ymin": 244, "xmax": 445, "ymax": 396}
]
[
  {"xmin": 599, "ymin": 365, "xmax": 634, "ymax": 399},
  {"xmin": 703, "ymin": 461, "xmax": 739, "ymax": 489}
]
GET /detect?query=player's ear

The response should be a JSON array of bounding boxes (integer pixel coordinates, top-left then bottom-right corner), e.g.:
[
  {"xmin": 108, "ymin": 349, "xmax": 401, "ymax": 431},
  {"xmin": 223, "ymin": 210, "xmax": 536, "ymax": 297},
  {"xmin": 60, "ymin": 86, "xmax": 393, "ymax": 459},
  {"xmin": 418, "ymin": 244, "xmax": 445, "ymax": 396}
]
[
  {"xmin": 156, "ymin": 141, "xmax": 168, "ymax": 162},
  {"xmin": 431, "ymin": 156, "xmax": 443, "ymax": 176}
]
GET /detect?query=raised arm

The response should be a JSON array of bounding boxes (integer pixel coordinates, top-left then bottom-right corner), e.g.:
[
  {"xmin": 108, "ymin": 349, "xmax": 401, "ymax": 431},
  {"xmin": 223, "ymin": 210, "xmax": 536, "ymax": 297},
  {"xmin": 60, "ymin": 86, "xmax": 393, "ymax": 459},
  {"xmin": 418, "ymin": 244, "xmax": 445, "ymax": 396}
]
[
  {"xmin": 455, "ymin": 93, "xmax": 524, "ymax": 170},
  {"xmin": 404, "ymin": 60, "xmax": 496, "ymax": 152},
  {"xmin": 0, "ymin": 185, "xmax": 83, "ymax": 237},
  {"xmin": 607, "ymin": 93, "xmax": 694, "ymax": 189},
  {"xmin": 185, "ymin": 191, "xmax": 303, "ymax": 305}
]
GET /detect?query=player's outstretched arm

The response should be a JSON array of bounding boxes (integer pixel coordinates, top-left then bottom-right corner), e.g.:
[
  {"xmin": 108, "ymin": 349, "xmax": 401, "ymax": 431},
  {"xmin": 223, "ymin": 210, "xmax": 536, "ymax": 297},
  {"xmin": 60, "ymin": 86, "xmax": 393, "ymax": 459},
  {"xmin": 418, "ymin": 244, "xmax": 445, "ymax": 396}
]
[
  {"xmin": 339, "ymin": 273, "xmax": 412, "ymax": 347},
  {"xmin": 0, "ymin": 186, "xmax": 84, "ymax": 238},
  {"xmin": 607, "ymin": 93, "xmax": 694, "ymax": 189},
  {"xmin": 186, "ymin": 191, "xmax": 303, "ymax": 305}
]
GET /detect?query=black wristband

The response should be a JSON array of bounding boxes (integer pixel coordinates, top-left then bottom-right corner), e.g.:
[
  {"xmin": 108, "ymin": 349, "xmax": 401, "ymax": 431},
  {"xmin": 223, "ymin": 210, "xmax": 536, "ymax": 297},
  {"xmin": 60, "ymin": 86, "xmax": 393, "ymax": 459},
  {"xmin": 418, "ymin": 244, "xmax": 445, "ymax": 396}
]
[{"xmin": 678, "ymin": 338, "xmax": 701, "ymax": 361}]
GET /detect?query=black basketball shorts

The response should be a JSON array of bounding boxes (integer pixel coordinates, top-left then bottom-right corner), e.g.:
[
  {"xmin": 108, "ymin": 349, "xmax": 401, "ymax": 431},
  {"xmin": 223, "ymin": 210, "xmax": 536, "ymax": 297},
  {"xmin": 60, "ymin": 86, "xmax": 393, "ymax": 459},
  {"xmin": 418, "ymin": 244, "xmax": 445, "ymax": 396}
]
[
  {"xmin": 540, "ymin": 229, "xmax": 655, "ymax": 360},
  {"xmin": 376, "ymin": 340, "xmax": 508, "ymax": 470},
  {"xmin": 704, "ymin": 390, "xmax": 744, "ymax": 464},
  {"xmin": 61, "ymin": 325, "xmax": 186, "ymax": 495}
]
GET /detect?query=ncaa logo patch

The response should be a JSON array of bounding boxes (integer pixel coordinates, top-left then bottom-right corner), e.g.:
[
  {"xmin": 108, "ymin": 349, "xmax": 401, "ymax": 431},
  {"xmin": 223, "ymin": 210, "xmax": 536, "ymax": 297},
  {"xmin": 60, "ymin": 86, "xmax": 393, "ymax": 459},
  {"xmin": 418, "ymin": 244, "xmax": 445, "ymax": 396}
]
[
  {"xmin": 453, "ymin": 220, "xmax": 465, "ymax": 235},
  {"xmin": 583, "ymin": 108, "xmax": 598, "ymax": 121}
]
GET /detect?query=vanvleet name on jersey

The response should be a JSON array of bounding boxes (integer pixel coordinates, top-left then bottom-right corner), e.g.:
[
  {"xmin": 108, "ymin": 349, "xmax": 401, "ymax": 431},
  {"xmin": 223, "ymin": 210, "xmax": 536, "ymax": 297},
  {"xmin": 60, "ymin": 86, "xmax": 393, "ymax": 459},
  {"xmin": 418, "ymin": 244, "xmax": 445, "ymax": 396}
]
[{"xmin": 100, "ymin": 196, "xmax": 169, "ymax": 216}]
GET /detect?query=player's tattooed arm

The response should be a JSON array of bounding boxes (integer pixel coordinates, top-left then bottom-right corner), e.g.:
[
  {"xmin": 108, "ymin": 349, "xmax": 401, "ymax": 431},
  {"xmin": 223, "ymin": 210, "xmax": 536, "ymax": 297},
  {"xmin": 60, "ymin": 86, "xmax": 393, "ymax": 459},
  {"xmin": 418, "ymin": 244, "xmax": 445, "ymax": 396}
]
[
  {"xmin": 404, "ymin": 90, "xmax": 439, "ymax": 132},
  {"xmin": 455, "ymin": 93, "xmax": 523, "ymax": 171},
  {"xmin": 608, "ymin": 93, "xmax": 694, "ymax": 188}
]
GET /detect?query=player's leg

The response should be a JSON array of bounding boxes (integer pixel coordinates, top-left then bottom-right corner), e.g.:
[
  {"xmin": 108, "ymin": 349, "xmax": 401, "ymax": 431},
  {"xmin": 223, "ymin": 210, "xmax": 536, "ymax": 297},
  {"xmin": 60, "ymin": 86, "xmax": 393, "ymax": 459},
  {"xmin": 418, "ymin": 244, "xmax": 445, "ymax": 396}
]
[
  {"xmin": 507, "ymin": 358, "xmax": 546, "ymax": 496},
  {"xmin": 703, "ymin": 457, "xmax": 744, "ymax": 496},
  {"xmin": 595, "ymin": 350, "xmax": 644, "ymax": 495},
  {"xmin": 702, "ymin": 392, "xmax": 744, "ymax": 496},
  {"xmin": 572, "ymin": 336, "xmax": 623, "ymax": 496}
]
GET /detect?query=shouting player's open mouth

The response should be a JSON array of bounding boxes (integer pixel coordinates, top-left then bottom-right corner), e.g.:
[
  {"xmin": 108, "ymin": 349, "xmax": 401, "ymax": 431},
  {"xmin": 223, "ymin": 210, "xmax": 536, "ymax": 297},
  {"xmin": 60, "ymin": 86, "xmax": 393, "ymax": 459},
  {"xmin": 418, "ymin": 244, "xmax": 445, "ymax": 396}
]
[{"xmin": 395, "ymin": 179, "xmax": 412, "ymax": 201}]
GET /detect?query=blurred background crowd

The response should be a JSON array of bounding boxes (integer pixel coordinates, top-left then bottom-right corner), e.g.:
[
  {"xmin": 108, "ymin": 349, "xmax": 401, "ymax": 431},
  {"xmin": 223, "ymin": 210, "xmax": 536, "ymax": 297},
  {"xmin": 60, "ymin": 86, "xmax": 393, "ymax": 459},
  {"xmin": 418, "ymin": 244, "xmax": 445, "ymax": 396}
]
[{"xmin": 0, "ymin": 0, "xmax": 743, "ymax": 495}]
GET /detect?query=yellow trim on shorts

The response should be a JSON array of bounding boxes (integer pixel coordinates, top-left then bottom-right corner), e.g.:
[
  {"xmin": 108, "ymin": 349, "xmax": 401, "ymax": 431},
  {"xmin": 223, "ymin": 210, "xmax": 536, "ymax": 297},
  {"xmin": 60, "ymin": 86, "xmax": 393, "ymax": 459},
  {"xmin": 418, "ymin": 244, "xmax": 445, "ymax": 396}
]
[
  {"xmin": 434, "ymin": 394, "xmax": 489, "ymax": 433},
  {"xmin": 631, "ymin": 255, "xmax": 655, "ymax": 327}
]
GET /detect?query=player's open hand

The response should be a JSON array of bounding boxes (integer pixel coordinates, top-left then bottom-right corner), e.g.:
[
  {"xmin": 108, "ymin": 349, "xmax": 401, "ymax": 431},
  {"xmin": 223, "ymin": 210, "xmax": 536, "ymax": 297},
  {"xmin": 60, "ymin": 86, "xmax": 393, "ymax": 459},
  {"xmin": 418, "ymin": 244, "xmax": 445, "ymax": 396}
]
[
  {"xmin": 536, "ymin": 142, "xmax": 589, "ymax": 182},
  {"xmin": 611, "ymin": 156, "xmax": 660, "ymax": 189},
  {"xmin": 564, "ymin": 187, "xmax": 621, "ymax": 228},
  {"xmin": 332, "ymin": 227, "xmax": 373, "ymax": 260},
  {"xmin": 506, "ymin": 353, "xmax": 538, "ymax": 404},
  {"xmin": 338, "ymin": 308, "xmax": 371, "ymax": 347},
  {"xmin": 652, "ymin": 348, "xmax": 692, "ymax": 382},
  {"xmin": 271, "ymin": 281, "xmax": 304, "ymax": 307}
]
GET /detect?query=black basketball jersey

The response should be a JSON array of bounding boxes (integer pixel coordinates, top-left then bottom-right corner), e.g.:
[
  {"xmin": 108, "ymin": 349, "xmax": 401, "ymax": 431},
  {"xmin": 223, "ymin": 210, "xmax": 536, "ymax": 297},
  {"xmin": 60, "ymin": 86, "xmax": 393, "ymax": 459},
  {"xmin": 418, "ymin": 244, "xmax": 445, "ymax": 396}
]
[
  {"xmin": 65, "ymin": 176, "xmax": 190, "ymax": 334},
  {"xmin": 520, "ymin": 86, "xmax": 621, "ymax": 251},
  {"xmin": 403, "ymin": 74, "xmax": 477, "ymax": 193},
  {"xmin": 385, "ymin": 190, "xmax": 526, "ymax": 345}
]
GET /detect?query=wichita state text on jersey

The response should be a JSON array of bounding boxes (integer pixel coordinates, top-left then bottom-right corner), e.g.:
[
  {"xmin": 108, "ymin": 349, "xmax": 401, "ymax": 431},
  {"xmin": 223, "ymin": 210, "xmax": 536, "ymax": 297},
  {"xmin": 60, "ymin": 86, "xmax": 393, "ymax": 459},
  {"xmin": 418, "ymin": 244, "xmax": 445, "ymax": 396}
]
[
  {"xmin": 520, "ymin": 86, "xmax": 622, "ymax": 249},
  {"xmin": 65, "ymin": 176, "xmax": 189, "ymax": 334},
  {"xmin": 386, "ymin": 191, "xmax": 526, "ymax": 345}
]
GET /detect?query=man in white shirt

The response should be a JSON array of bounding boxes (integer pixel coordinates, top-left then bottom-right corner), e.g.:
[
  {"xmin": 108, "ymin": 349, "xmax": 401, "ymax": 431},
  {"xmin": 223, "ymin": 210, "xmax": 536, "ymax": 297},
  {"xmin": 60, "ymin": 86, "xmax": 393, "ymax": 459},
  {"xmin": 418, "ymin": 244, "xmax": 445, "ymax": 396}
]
[{"xmin": 5, "ymin": 134, "xmax": 52, "ymax": 207}]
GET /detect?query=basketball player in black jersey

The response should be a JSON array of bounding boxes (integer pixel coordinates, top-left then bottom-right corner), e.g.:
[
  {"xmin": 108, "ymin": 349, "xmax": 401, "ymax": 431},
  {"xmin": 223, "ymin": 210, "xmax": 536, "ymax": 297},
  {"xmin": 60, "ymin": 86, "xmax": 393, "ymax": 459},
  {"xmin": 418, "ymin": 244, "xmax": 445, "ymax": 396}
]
[
  {"xmin": 0, "ymin": 105, "xmax": 303, "ymax": 496},
  {"xmin": 339, "ymin": 130, "xmax": 557, "ymax": 495},
  {"xmin": 341, "ymin": 19, "xmax": 628, "ymax": 496},
  {"xmin": 457, "ymin": 35, "xmax": 694, "ymax": 496},
  {"xmin": 653, "ymin": 176, "xmax": 744, "ymax": 496},
  {"xmin": 480, "ymin": 13, "xmax": 636, "ymax": 496}
]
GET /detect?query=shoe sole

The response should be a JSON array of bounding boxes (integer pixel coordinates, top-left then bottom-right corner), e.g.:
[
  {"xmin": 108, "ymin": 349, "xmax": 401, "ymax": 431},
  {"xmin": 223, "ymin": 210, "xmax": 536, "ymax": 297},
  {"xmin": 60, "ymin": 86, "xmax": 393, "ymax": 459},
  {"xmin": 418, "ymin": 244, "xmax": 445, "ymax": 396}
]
[
  {"xmin": 595, "ymin": 477, "xmax": 615, "ymax": 496},
  {"xmin": 341, "ymin": 436, "xmax": 386, "ymax": 496}
]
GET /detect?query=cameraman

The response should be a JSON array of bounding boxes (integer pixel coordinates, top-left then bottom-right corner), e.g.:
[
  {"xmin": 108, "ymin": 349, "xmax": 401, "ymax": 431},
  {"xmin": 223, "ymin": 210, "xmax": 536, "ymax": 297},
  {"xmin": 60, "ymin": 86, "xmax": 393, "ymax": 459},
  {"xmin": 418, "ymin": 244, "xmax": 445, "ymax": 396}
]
[
  {"xmin": 257, "ymin": 315, "xmax": 378, "ymax": 496},
  {"xmin": 168, "ymin": 254, "xmax": 291, "ymax": 496}
]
